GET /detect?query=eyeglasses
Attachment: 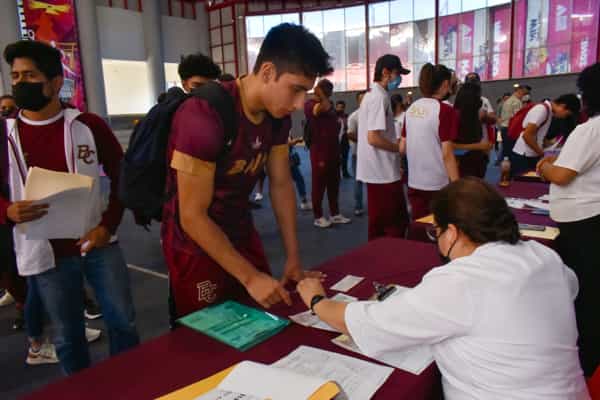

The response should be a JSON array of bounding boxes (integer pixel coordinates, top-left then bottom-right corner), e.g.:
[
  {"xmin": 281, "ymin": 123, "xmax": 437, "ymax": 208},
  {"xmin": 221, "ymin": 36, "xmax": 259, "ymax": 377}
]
[{"xmin": 425, "ymin": 224, "xmax": 442, "ymax": 242}]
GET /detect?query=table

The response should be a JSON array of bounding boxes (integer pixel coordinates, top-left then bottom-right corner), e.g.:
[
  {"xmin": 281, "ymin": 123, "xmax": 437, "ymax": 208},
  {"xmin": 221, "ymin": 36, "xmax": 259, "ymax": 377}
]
[
  {"xmin": 408, "ymin": 181, "xmax": 556, "ymax": 247},
  {"xmin": 22, "ymin": 239, "xmax": 443, "ymax": 400}
]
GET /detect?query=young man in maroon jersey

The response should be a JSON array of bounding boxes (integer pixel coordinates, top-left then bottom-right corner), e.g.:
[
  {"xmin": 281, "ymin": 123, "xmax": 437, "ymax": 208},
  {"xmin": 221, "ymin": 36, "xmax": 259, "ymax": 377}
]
[{"xmin": 162, "ymin": 23, "xmax": 331, "ymax": 316}]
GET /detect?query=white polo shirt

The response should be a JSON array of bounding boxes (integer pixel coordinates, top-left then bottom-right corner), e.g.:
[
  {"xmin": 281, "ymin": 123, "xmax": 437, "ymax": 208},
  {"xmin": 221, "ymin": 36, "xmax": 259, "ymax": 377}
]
[
  {"xmin": 357, "ymin": 83, "xmax": 402, "ymax": 184},
  {"xmin": 403, "ymin": 98, "xmax": 458, "ymax": 190},
  {"xmin": 347, "ymin": 109, "xmax": 359, "ymax": 156},
  {"xmin": 513, "ymin": 101, "xmax": 553, "ymax": 157},
  {"xmin": 345, "ymin": 240, "xmax": 589, "ymax": 400},
  {"xmin": 550, "ymin": 115, "xmax": 600, "ymax": 222}
]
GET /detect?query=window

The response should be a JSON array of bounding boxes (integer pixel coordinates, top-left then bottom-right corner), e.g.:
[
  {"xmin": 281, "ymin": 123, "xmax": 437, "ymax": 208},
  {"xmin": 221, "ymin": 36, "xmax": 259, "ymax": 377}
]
[
  {"xmin": 164, "ymin": 62, "xmax": 182, "ymax": 90},
  {"xmin": 245, "ymin": 12, "xmax": 300, "ymax": 72},
  {"xmin": 513, "ymin": 0, "xmax": 600, "ymax": 78},
  {"xmin": 209, "ymin": 6, "xmax": 238, "ymax": 76},
  {"xmin": 102, "ymin": 60, "xmax": 153, "ymax": 115}
]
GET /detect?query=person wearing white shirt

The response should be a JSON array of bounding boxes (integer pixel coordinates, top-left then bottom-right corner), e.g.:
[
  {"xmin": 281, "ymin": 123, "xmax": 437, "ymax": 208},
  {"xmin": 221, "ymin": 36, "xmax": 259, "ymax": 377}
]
[
  {"xmin": 400, "ymin": 63, "xmax": 460, "ymax": 219},
  {"xmin": 512, "ymin": 94, "xmax": 580, "ymax": 175},
  {"xmin": 297, "ymin": 178, "xmax": 590, "ymax": 400},
  {"xmin": 357, "ymin": 54, "xmax": 410, "ymax": 240},
  {"xmin": 346, "ymin": 91, "xmax": 366, "ymax": 216},
  {"xmin": 536, "ymin": 62, "xmax": 600, "ymax": 377}
]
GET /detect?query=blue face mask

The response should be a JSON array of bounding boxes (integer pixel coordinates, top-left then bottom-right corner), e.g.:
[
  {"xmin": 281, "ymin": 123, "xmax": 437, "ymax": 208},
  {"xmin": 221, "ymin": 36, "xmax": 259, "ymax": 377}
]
[{"xmin": 387, "ymin": 75, "xmax": 402, "ymax": 91}]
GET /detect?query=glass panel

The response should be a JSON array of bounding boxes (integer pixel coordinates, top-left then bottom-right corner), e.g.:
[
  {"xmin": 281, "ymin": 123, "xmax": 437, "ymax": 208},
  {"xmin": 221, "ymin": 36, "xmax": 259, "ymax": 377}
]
[
  {"xmin": 413, "ymin": 18, "xmax": 436, "ymax": 68},
  {"xmin": 210, "ymin": 10, "xmax": 220, "ymax": 28},
  {"xmin": 210, "ymin": 28, "xmax": 222, "ymax": 46},
  {"xmin": 439, "ymin": 0, "xmax": 461, "ymax": 16},
  {"xmin": 488, "ymin": 0, "xmax": 512, "ymax": 6},
  {"xmin": 345, "ymin": 5, "xmax": 365, "ymax": 30},
  {"xmin": 369, "ymin": 26, "xmax": 391, "ymax": 79},
  {"xmin": 263, "ymin": 14, "xmax": 283, "ymax": 34},
  {"xmin": 246, "ymin": 16, "xmax": 264, "ymax": 38},
  {"xmin": 164, "ymin": 62, "xmax": 182, "ymax": 90},
  {"xmin": 369, "ymin": 2, "xmax": 390, "ymax": 27},
  {"xmin": 490, "ymin": 4, "xmax": 512, "ymax": 79},
  {"xmin": 390, "ymin": 23, "xmax": 414, "ymax": 86},
  {"xmin": 102, "ymin": 59, "xmax": 153, "ymax": 115},
  {"xmin": 224, "ymin": 62, "xmax": 237, "ymax": 75},
  {"xmin": 462, "ymin": 0, "xmax": 487, "ymax": 12},
  {"xmin": 571, "ymin": 0, "xmax": 600, "ymax": 73},
  {"xmin": 303, "ymin": 11, "xmax": 323, "ymax": 35},
  {"xmin": 323, "ymin": 30, "xmax": 347, "ymax": 90},
  {"xmin": 390, "ymin": 0, "xmax": 414, "ymax": 24},
  {"xmin": 248, "ymin": 2, "xmax": 266, "ymax": 13},
  {"xmin": 222, "ymin": 26, "xmax": 234, "ymax": 44},
  {"xmin": 346, "ymin": 28, "xmax": 367, "ymax": 90},
  {"xmin": 281, "ymin": 12, "xmax": 300, "ymax": 25},
  {"xmin": 212, "ymin": 46, "xmax": 223, "ymax": 63},
  {"xmin": 247, "ymin": 37, "xmax": 263, "ymax": 72},
  {"xmin": 323, "ymin": 8, "xmax": 345, "ymax": 33},
  {"xmin": 414, "ymin": 0, "xmax": 435, "ymax": 20},
  {"xmin": 223, "ymin": 44, "xmax": 235, "ymax": 62},
  {"xmin": 438, "ymin": 15, "xmax": 459, "ymax": 66},
  {"xmin": 220, "ymin": 7, "xmax": 232, "ymax": 25}
]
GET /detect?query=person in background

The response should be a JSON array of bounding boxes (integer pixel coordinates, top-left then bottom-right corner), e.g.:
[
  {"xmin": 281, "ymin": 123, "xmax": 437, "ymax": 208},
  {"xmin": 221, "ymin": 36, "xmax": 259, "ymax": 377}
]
[
  {"xmin": 161, "ymin": 23, "xmax": 327, "ymax": 317},
  {"xmin": 499, "ymin": 85, "xmax": 530, "ymax": 160},
  {"xmin": 512, "ymin": 94, "xmax": 580, "ymax": 176},
  {"xmin": 464, "ymin": 72, "xmax": 497, "ymax": 151},
  {"xmin": 357, "ymin": 54, "xmax": 410, "ymax": 240},
  {"xmin": 305, "ymin": 79, "xmax": 351, "ymax": 228},
  {"xmin": 494, "ymin": 92, "xmax": 512, "ymax": 159},
  {"xmin": 288, "ymin": 135, "xmax": 311, "ymax": 211},
  {"xmin": 346, "ymin": 91, "xmax": 366, "ymax": 216},
  {"xmin": 401, "ymin": 63, "xmax": 459, "ymax": 219},
  {"xmin": 218, "ymin": 73, "xmax": 236, "ymax": 82},
  {"xmin": 177, "ymin": 52, "xmax": 221, "ymax": 93},
  {"xmin": 297, "ymin": 178, "xmax": 590, "ymax": 400},
  {"xmin": 537, "ymin": 62, "xmax": 600, "ymax": 377},
  {"xmin": 452, "ymin": 82, "xmax": 494, "ymax": 178},
  {"xmin": 336, "ymin": 100, "xmax": 351, "ymax": 178},
  {"xmin": 1, "ymin": 40, "xmax": 139, "ymax": 375},
  {"xmin": 0, "ymin": 94, "xmax": 16, "ymax": 118}
]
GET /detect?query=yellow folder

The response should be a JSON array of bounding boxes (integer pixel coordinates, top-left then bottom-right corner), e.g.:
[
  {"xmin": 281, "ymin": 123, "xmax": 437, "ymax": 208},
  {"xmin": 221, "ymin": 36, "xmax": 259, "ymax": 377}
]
[
  {"xmin": 416, "ymin": 214, "xmax": 434, "ymax": 224},
  {"xmin": 156, "ymin": 364, "xmax": 340, "ymax": 400}
]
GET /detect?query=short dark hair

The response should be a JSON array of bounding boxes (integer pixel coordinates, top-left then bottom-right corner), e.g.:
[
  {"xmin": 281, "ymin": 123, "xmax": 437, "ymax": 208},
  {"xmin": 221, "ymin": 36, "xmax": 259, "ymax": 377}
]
[
  {"xmin": 178, "ymin": 52, "xmax": 221, "ymax": 80},
  {"xmin": 253, "ymin": 23, "xmax": 333, "ymax": 79},
  {"xmin": 218, "ymin": 73, "xmax": 236, "ymax": 82},
  {"xmin": 419, "ymin": 63, "xmax": 452, "ymax": 97},
  {"xmin": 317, "ymin": 78, "xmax": 334, "ymax": 98},
  {"xmin": 577, "ymin": 62, "xmax": 600, "ymax": 117},
  {"xmin": 336, "ymin": 100, "xmax": 346, "ymax": 107},
  {"xmin": 432, "ymin": 177, "xmax": 520, "ymax": 245},
  {"xmin": 157, "ymin": 92, "xmax": 167, "ymax": 103},
  {"xmin": 0, "ymin": 94, "xmax": 14, "ymax": 102},
  {"xmin": 464, "ymin": 72, "xmax": 481, "ymax": 84},
  {"xmin": 390, "ymin": 94, "xmax": 404, "ymax": 113},
  {"xmin": 4, "ymin": 40, "xmax": 63, "ymax": 79},
  {"xmin": 554, "ymin": 93, "xmax": 581, "ymax": 115},
  {"xmin": 374, "ymin": 54, "xmax": 402, "ymax": 82}
]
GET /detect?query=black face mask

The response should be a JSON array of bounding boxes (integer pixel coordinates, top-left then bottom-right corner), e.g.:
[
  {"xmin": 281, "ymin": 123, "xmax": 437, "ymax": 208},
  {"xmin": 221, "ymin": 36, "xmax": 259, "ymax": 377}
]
[
  {"xmin": 12, "ymin": 82, "xmax": 52, "ymax": 112},
  {"xmin": 438, "ymin": 237, "xmax": 458, "ymax": 265}
]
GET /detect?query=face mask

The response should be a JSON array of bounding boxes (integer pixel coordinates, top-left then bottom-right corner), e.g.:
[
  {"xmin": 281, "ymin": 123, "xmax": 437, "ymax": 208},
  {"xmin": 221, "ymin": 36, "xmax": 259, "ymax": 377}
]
[
  {"xmin": 438, "ymin": 236, "xmax": 458, "ymax": 265},
  {"xmin": 387, "ymin": 75, "xmax": 402, "ymax": 91},
  {"xmin": 12, "ymin": 82, "xmax": 52, "ymax": 112}
]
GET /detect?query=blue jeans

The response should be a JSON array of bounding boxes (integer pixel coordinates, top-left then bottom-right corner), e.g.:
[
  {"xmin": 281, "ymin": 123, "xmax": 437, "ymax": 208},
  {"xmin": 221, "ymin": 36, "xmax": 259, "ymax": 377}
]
[
  {"xmin": 24, "ymin": 278, "xmax": 45, "ymax": 340},
  {"xmin": 30, "ymin": 243, "xmax": 139, "ymax": 375},
  {"xmin": 291, "ymin": 164, "xmax": 307, "ymax": 200},
  {"xmin": 352, "ymin": 154, "xmax": 364, "ymax": 210}
]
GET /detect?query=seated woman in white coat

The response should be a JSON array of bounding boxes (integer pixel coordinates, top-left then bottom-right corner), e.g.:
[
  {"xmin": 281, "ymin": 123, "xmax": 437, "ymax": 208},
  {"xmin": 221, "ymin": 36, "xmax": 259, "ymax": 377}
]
[{"xmin": 297, "ymin": 178, "xmax": 589, "ymax": 400}]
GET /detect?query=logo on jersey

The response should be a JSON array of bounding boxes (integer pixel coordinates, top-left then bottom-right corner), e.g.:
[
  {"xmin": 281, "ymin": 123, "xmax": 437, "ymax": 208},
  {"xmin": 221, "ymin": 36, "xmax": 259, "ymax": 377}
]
[
  {"xmin": 226, "ymin": 152, "xmax": 267, "ymax": 176},
  {"xmin": 251, "ymin": 137, "xmax": 262, "ymax": 150},
  {"xmin": 77, "ymin": 145, "xmax": 96, "ymax": 164},
  {"xmin": 196, "ymin": 280, "xmax": 218, "ymax": 303},
  {"xmin": 408, "ymin": 106, "xmax": 426, "ymax": 118}
]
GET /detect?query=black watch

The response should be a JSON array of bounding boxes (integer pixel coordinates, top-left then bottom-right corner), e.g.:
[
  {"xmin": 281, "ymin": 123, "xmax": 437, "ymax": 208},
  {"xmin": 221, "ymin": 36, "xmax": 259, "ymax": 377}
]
[{"xmin": 310, "ymin": 294, "xmax": 326, "ymax": 315}]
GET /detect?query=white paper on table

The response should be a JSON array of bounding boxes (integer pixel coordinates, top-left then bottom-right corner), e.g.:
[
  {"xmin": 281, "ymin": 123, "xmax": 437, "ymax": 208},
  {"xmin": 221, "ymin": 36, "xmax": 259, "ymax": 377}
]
[
  {"xmin": 506, "ymin": 197, "xmax": 526, "ymax": 209},
  {"xmin": 523, "ymin": 199, "xmax": 550, "ymax": 211},
  {"xmin": 538, "ymin": 194, "xmax": 550, "ymax": 201},
  {"xmin": 217, "ymin": 361, "xmax": 328, "ymax": 400},
  {"xmin": 331, "ymin": 334, "xmax": 434, "ymax": 376},
  {"xmin": 272, "ymin": 345, "xmax": 393, "ymax": 400},
  {"xmin": 19, "ymin": 187, "xmax": 94, "ymax": 239},
  {"xmin": 194, "ymin": 389, "xmax": 260, "ymax": 400},
  {"xmin": 330, "ymin": 275, "xmax": 364, "ymax": 292},
  {"xmin": 289, "ymin": 294, "xmax": 357, "ymax": 332}
]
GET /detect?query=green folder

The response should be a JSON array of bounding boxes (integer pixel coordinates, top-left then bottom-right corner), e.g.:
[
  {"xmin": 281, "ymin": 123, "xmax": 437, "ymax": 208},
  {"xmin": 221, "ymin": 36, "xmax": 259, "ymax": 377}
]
[{"xmin": 177, "ymin": 300, "xmax": 290, "ymax": 351}]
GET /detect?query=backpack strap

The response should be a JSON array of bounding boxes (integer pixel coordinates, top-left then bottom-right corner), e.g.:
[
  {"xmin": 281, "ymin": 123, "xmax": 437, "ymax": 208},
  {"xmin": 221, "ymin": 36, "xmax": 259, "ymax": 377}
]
[
  {"xmin": 0, "ymin": 120, "xmax": 8, "ymax": 198},
  {"xmin": 190, "ymin": 81, "xmax": 237, "ymax": 158},
  {"xmin": 541, "ymin": 102, "xmax": 552, "ymax": 126}
]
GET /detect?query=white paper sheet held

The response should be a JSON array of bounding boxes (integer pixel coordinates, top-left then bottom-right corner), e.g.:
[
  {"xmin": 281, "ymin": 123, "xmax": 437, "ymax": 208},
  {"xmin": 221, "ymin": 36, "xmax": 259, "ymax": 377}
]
[
  {"xmin": 272, "ymin": 346, "xmax": 393, "ymax": 400},
  {"xmin": 217, "ymin": 361, "xmax": 327, "ymax": 400},
  {"xmin": 330, "ymin": 275, "xmax": 364, "ymax": 292},
  {"xmin": 289, "ymin": 294, "xmax": 357, "ymax": 332},
  {"xmin": 194, "ymin": 389, "xmax": 259, "ymax": 400}
]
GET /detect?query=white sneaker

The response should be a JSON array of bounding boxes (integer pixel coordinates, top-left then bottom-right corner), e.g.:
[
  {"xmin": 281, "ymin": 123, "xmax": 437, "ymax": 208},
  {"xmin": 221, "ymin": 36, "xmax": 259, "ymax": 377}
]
[
  {"xmin": 300, "ymin": 201, "xmax": 312, "ymax": 210},
  {"xmin": 314, "ymin": 217, "xmax": 332, "ymax": 228},
  {"xmin": 26, "ymin": 343, "xmax": 59, "ymax": 365},
  {"xmin": 0, "ymin": 291, "xmax": 15, "ymax": 307},
  {"xmin": 331, "ymin": 214, "xmax": 352, "ymax": 224},
  {"xmin": 253, "ymin": 193, "xmax": 263, "ymax": 202},
  {"xmin": 86, "ymin": 327, "xmax": 102, "ymax": 343}
]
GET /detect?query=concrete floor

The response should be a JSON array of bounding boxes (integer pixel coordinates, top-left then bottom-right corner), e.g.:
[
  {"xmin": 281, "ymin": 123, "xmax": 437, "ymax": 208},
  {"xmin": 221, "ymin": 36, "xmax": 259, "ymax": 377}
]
[{"xmin": 0, "ymin": 148, "xmax": 501, "ymax": 399}]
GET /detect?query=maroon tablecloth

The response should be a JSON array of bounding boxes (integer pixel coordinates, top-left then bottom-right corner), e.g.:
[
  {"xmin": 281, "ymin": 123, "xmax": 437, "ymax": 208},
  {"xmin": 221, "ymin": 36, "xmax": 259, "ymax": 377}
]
[
  {"xmin": 21, "ymin": 239, "xmax": 443, "ymax": 400},
  {"xmin": 408, "ymin": 181, "xmax": 555, "ymax": 246}
]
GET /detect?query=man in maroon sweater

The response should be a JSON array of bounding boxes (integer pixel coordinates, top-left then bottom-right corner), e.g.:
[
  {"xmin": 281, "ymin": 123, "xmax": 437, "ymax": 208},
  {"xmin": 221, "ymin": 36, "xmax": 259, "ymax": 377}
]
[
  {"xmin": 304, "ymin": 79, "xmax": 351, "ymax": 228},
  {"xmin": 1, "ymin": 40, "xmax": 138, "ymax": 375}
]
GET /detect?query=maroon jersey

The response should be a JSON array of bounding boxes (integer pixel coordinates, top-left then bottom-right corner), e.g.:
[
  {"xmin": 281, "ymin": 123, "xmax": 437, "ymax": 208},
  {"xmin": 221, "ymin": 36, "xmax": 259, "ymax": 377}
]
[
  {"xmin": 304, "ymin": 99, "xmax": 341, "ymax": 162},
  {"xmin": 162, "ymin": 80, "xmax": 290, "ymax": 255}
]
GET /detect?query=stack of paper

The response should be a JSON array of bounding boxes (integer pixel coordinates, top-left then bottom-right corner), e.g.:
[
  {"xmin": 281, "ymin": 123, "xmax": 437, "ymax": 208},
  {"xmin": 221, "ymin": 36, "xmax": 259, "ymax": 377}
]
[
  {"xmin": 177, "ymin": 301, "xmax": 289, "ymax": 351},
  {"xmin": 21, "ymin": 167, "xmax": 95, "ymax": 240},
  {"xmin": 289, "ymin": 294, "xmax": 357, "ymax": 332}
]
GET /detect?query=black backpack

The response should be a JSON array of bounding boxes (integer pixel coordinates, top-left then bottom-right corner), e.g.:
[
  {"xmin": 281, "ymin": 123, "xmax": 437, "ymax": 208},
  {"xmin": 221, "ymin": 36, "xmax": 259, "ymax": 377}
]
[{"xmin": 119, "ymin": 82, "xmax": 237, "ymax": 227}]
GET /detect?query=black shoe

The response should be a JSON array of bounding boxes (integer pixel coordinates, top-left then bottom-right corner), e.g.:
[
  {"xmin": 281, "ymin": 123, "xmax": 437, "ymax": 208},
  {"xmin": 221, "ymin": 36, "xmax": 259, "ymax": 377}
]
[
  {"xmin": 84, "ymin": 300, "xmax": 103, "ymax": 320},
  {"xmin": 13, "ymin": 310, "xmax": 24, "ymax": 331}
]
